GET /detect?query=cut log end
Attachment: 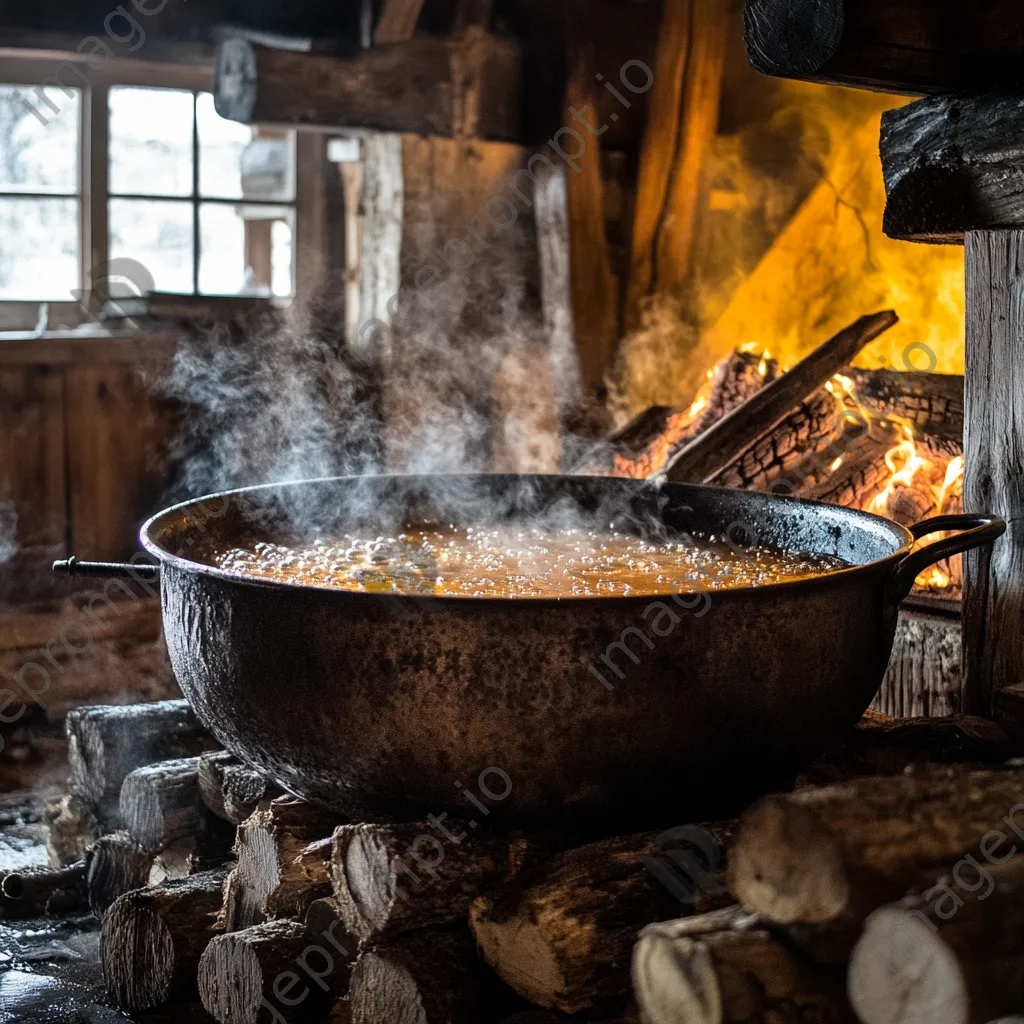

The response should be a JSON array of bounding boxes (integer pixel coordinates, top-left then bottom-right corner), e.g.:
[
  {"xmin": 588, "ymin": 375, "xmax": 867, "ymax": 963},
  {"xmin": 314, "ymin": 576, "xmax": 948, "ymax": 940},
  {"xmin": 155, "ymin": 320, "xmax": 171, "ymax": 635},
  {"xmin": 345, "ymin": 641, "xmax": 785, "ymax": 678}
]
[
  {"xmin": 103, "ymin": 904, "xmax": 177, "ymax": 1009},
  {"xmin": 849, "ymin": 906, "xmax": 967, "ymax": 1024},
  {"xmin": 743, "ymin": 0, "xmax": 845, "ymax": 78},
  {"xmin": 727, "ymin": 797, "xmax": 849, "ymax": 924},
  {"xmin": 632, "ymin": 932, "xmax": 720, "ymax": 1024}
]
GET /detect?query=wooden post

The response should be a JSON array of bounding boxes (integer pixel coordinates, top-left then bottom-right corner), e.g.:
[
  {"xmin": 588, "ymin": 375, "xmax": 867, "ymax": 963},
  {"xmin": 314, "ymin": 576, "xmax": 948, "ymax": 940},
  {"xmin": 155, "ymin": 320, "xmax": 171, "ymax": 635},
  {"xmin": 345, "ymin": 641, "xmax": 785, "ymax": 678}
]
[
  {"xmin": 962, "ymin": 230, "xmax": 1024, "ymax": 715},
  {"xmin": 626, "ymin": 0, "xmax": 729, "ymax": 330}
]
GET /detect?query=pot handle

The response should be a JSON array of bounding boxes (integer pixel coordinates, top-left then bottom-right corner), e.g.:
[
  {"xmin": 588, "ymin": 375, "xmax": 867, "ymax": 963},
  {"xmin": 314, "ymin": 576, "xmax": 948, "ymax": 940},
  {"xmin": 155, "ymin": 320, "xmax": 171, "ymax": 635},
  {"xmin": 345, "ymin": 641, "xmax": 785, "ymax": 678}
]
[
  {"xmin": 889, "ymin": 513, "xmax": 1005, "ymax": 603},
  {"xmin": 52, "ymin": 556, "xmax": 160, "ymax": 582}
]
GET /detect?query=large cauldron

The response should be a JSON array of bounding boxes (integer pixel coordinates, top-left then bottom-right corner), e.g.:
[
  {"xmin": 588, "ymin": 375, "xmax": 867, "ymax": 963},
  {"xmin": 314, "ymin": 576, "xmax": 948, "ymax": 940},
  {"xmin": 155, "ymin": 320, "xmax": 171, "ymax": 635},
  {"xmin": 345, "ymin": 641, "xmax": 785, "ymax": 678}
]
[{"xmin": 58, "ymin": 475, "xmax": 1002, "ymax": 824}]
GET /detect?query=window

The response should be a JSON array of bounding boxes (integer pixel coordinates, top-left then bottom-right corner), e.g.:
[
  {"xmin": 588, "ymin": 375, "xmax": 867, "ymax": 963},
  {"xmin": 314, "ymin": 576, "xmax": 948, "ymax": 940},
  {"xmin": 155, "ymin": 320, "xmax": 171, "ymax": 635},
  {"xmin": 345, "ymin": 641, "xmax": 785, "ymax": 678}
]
[
  {"xmin": 107, "ymin": 87, "xmax": 295, "ymax": 298},
  {"xmin": 0, "ymin": 84, "xmax": 81, "ymax": 301},
  {"xmin": 0, "ymin": 57, "xmax": 305, "ymax": 330}
]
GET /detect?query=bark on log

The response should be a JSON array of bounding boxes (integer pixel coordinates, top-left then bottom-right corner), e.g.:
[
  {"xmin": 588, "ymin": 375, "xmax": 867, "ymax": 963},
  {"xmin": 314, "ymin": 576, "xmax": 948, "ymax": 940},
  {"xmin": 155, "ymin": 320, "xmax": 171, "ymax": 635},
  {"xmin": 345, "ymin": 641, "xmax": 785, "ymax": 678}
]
[
  {"xmin": 844, "ymin": 369, "xmax": 963, "ymax": 443},
  {"xmin": 198, "ymin": 750, "xmax": 279, "ymax": 826},
  {"xmin": 728, "ymin": 767, "xmax": 1024, "ymax": 930},
  {"xmin": 349, "ymin": 927, "xmax": 493, "ymax": 1024},
  {"xmin": 664, "ymin": 311, "xmax": 897, "ymax": 483},
  {"xmin": 86, "ymin": 831, "xmax": 154, "ymax": 917},
  {"xmin": 633, "ymin": 909, "xmax": 854, "ymax": 1024},
  {"xmin": 0, "ymin": 861, "xmax": 87, "ymax": 918},
  {"xmin": 222, "ymin": 796, "xmax": 339, "ymax": 932},
  {"xmin": 214, "ymin": 32, "xmax": 523, "ymax": 141},
  {"xmin": 470, "ymin": 826, "xmax": 734, "ymax": 1014},
  {"xmin": 66, "ymin": 700, "xmax": 216, "ymax": 827},
  {"xmin": 744, "ymin": 0, "xmax": 1024, "ymax": 95},
  {"xmin": 199, "ymin": 918, "xmax": 342, "ymax": 1024},
  {"xmin": 849, "ymin": 858, "xmax": 1024, "ymax": 1024},
  {"xmin": 102, "ymin": 868, "xmax": 228, "ymax": 1011},
  {"xmin": 331, "ymin": 820, "xmax": 529, "ymax": 946},
  {"xmin": 796, "ymin": 714, "xmax": 1015, "ymax": 788},
  {"xmin": 881, "ymin": 95, "xmax": 1024, "ymax": 244},
  {"xmin": 963, "ymin": 230, "xmax": 1024, "ymax": 715}
]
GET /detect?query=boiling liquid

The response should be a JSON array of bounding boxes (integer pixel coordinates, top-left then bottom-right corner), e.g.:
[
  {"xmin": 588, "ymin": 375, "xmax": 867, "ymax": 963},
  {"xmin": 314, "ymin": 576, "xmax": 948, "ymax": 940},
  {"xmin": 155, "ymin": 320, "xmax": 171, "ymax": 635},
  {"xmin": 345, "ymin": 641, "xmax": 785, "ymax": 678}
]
[{"xmin": 213, "ymin": 525, "xmax": 849, "ymax": 598}]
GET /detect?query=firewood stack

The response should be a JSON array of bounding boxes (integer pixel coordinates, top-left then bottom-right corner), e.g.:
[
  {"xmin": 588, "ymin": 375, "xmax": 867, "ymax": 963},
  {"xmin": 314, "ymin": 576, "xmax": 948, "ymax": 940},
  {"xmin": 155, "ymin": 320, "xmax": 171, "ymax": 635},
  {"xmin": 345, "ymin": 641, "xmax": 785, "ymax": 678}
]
[{"xmin": 8, "ymin": 700, "xmax": 1024, "ymax": 1022}]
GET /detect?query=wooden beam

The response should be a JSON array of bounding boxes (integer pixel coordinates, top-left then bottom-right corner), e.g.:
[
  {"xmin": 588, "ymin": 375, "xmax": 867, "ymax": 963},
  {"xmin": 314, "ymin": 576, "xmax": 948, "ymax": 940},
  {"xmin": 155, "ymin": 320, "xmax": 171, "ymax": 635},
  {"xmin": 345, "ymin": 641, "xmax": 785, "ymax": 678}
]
[
  {"xmin": 744, "ymin": 0, "xmax": 1024, "ymax": 95},
  {"xmin": 626, "ymin": 0, "xmax": 729, "ymax": 328},
  {"xmin": 880, "ymin": 93, "xmax": 1024, "ymax": 244},
  {"xmin": 213, "ymin": 34, "xmax": 523, "ymax": 141},
  {"xmin": 962, "ymin": 230, "xmax": 1024, "ymax": 715},
  {"xmin": 564, "ymin": 42, "xmax": 619, "ymax": 401},
  {"xmin": 374, "ymin": 0, "xmax": 425, "ymax": 44}
]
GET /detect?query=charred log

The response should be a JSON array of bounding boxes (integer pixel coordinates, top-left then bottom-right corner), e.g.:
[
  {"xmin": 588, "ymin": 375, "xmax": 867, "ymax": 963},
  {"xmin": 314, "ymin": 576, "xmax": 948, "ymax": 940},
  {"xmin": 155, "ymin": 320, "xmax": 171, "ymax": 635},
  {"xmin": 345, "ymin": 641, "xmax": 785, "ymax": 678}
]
[
  {"xmin": 744, "ymin": 0, "xmax": 1024, "ymax": 95},
  {"xmin": 881, "ymin": 94, "xmax": 1024, "ymax": 243}
]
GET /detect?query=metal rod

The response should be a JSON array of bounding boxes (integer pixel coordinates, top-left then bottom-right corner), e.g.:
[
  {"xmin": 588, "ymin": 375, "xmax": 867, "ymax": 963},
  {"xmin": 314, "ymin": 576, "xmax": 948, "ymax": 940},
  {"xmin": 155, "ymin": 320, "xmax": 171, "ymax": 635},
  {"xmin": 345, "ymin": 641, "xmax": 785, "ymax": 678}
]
[{"xmin": 52, "ymin": 557, "xmax": 160, "ymax": 581}]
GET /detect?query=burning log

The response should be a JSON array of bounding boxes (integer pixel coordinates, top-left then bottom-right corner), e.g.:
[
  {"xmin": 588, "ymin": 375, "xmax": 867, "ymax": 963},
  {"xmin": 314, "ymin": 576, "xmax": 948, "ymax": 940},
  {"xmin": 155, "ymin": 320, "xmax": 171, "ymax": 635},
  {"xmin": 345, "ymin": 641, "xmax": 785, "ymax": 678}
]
[
  {"xmin": 743, "ymin": 0, "xmax": 1024, "ymax": 94},
  {"xmin": 664, "ymin": 311, "xmax": 898, "ymax": 483},
  {"xmin": 86, "ymin": 831, "xmax": 154, "ymax": 917},
  {"xmin": 222, "ymin": 796, "xmax": 339, "ymax": 932},
  {"xmin": 844, "ymin": 369, "xmax": 963, "ymax": 444},
  {"xmin": 633, "ymin": 907, "xmax": 853, "ymax": 1024},
  {"xmin": 0, "ymin": 861, "xmax": 87, "ymax": 918},
  {"xmin": 214, "ymin": 31, "xmax": 523, "ymax": 141},
  {"xmin": 331, "ymin": 820, "xmax": 527, "ymax": 947},
  {"xmin": 881, "ymin": 95, "xmax": 1024, "ymax": 243},
  {"xmin": 102, "ymin": 868, "xmax": 228, "ymax": 1011},
  {"xmin": 198, "ymin": 750, "xmax": 280, "ymax": 826},
  {"xmin": 66, "ymin": 700, "xmax": 217, "ymax": 827},
  {"xmin": 349, "ymin": 927, "xmax": 494, "ymax": 1024},
  {"xmin": 728, "ymin": 767, "xmax": 1024, "ymax": 933},
  {"xmin": 199, "ymin": 919, "xmax": 340, "ymax": 1024},
  {"xmin": 849, "ymin": 858, "xmax": 1024, "ymax": 1024},
  {"xmin": 469, "ymin": 827, "xmax": 733, "ymax": 1013}
]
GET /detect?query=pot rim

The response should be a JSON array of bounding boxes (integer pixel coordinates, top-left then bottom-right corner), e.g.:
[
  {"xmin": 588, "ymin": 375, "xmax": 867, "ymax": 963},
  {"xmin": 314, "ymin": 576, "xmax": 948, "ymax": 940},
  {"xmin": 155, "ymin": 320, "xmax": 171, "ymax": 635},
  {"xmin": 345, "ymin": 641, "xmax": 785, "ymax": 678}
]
[{"xmin": 139, "ymin": 473, "xmax": 916, "ymax": 604}]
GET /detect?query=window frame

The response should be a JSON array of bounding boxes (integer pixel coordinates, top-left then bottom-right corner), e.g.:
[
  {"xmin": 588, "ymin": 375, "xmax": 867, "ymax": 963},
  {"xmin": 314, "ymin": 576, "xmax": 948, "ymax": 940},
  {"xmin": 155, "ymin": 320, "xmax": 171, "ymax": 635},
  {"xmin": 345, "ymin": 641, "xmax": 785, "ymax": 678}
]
[{"xmin": 0, "ymin": 52, "xmax": 319, "ymax": 332}]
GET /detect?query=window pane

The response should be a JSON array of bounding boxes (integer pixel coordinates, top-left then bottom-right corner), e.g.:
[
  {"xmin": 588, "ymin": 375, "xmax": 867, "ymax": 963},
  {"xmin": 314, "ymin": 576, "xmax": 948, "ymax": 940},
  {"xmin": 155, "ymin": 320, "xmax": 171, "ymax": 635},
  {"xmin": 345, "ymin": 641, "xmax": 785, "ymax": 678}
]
[
  {"xmin": 109, "ymin": 198, "xmax": 193, "ymax": 293},
  {"xmin": 0, "ymin": 84, "xmax": 79, "ymax": 194},
  {"xmin": 197, "ymin": 93, "xmax": 295, "ymax": 201},
  {"xmin": 197, "ymin": 92, "xmax": 251, "ymax": 199},
  {"xmin": 109, "ymin": 87, "xmax": 194, "ymax": 197},
  {"xmin": 199, "ymin": 203, "xmax": 245, "ymax": 294},
  {"xmin": 199, "ymin": 204, "xmax": 294, "ymax": 296},
  {"xmin": 0, "ymin": 197, "xmax": 78, "ymax": 299},
  {"xmin": 271, "ymin": 219, "xmax": 293, "ymax": 298}
]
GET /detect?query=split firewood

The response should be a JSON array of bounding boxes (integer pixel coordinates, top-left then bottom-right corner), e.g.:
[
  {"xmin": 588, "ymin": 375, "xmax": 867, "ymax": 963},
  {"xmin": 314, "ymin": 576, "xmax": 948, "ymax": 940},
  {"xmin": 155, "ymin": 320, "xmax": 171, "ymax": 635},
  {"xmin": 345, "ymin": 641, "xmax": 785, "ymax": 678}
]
[
  {"xmin": 470, "ymin": 825, "xmax": 734, "ymax": 1014},
  {"xmin": 348, "ymin": 927, "xmax": 495, "ymax": 1024},
  {"xmin": 0, "ymin": 861, "xmax": 87, "ymax": 918},
  {"xmin": 633, "ymin": 908, "xmax": 854, "ymax": 1024},
  {"xmin": 45, "ymin": 792, "xmax": 101, "ymax": 866},
  {"xmin": 221, "ymin": 796, "xmax": 340, "ymax": 932},
  {"xmin": 199, "ymin": 918, "xmax": 343, "ymax": 1024},
  {"xmin": 199, "ymin": 750, "xmax": 280, "ymax": 825},
  {"xmin": 120, "ymin": 756, "xmax": 234, "ymax": 859},
  {"xmin": 86, "ymin": 831, "xmax": 153, "ymax": 917},
  {"xmin": 102, "ymin": 868, "xmax": 228, "ymax": 1011},
  {"xmin": 331, "ymin": 820, "xmax": 533, "ymax": 946},
  {"xmin": 849, "ymin": 857, "xmax": 1024, "ymax": 1024},
  {"xmin": 664, "ymin": 311, "xmax": 898, "ymax": 484},
  {"xmin": 728, "ymin": 766, "xmax": 1024, "ymax": 933},
  {"xmin": 66, "ymin": 700, "xmax": 217, "ymax": 826},
  {"xmin": 796, "ymin": 714, "xmax": 1017, "ymax": 788}
]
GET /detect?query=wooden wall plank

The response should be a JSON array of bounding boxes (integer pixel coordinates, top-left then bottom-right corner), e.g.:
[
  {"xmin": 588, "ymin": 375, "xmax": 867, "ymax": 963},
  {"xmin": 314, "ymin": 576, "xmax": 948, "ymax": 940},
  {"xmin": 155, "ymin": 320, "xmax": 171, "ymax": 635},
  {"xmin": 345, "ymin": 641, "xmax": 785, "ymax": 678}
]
[
  {"xmin": 65, "ymin": 365, "xmax": 174, "ymax": 561},
  {"xmin": 0, "ymin": 365, "xmax": 67, "ymax": 554},
  {"xmin": 962, "ymin": 229, "xmax": 1024, "ymax": 714}
]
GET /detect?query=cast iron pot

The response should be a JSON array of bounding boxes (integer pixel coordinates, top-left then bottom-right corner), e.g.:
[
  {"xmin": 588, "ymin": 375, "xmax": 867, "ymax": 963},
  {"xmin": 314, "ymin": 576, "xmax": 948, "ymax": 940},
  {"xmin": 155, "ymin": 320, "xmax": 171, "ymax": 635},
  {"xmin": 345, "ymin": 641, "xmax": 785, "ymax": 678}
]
[{"xmin": 56, "ymin": 475, "xmax": 1003, "ymax": 824}]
